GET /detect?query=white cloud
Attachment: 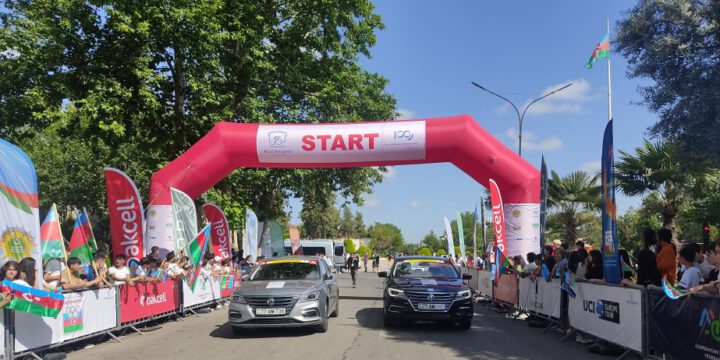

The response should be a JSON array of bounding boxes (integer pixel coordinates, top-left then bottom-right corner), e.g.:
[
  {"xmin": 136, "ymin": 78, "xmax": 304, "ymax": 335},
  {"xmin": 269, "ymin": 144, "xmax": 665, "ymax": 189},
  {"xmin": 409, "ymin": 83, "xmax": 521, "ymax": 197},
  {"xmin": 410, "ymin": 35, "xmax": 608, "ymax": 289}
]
[
  {"xmin": 579, "ymin": 160, "xmax": 601, "ymax": 174},
  {"xmin": 410, "ymin": 200, "xmax": 421, "ymax": 208},
  {"xmin": 505, "ymin": 127, "xmax": 563, "ymax": 152},
  {"xmin": 523, "ymin": 78, "xmax": 594, "ymax": 116},
  {"xmin": 363, "ymin": 194, "xmax": 381, "ymax": 208},
  {"xmin": 395, "ymin": 108, "xmax": 416, "ymax": 120}
]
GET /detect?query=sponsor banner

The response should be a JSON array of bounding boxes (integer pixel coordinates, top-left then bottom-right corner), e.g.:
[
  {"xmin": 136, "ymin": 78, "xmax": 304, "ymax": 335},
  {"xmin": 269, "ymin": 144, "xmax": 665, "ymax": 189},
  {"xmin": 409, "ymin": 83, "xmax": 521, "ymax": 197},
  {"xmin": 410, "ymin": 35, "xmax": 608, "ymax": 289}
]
[
  {"xmin": 203, "ymin": 204, "xmax": 231, "ymax": 261},
  {"xmin": 493, "ymin": 273, "xmax": 518, "ymax": 305},
  {"xmin": 648, "ymin": 289, "xmax": 720, "ymax": 360},
  {"xmin": 145, "ymin": 204, "xmax": 174, "ymax": 259},
  {"xmin": 518, "ymin": 277, "xmax": 561, "ymax": 319},
  {"xmin": 183, "ymin": 272, "xmax": 214, "ymax": 308},
  {"xmin": 256, "ymin": 121, "xmax": 426, "ymax": 164},
  {"xmin": 601, "ymin": 120, "xmax": 621, "ymax": 284},
  {"xmin": 171, "ymin": 188, "xmax": 197, "ymax": 257},
  {"xmin": 504, "ymin": 203, "xmax": 541, "ymax": 258},
  {"xmin": 443, "ymin": 217, "xmax": 455, "ymax": 259},
  {"xmin": 568, "ymin": 282, "xmax": 643, "ymax": 352},
  {"xmin": 104, "ymin": 168, "xmax": 145, "ymax": 266},
  {"xmin": 62, "ymin": 288, "xmax": 117, "ymax": 341},
  {"xmin": 246, "ymin": 209, "xmax": 258, "ymax": 261},
  {"xmin": 269, "ymin": 221, "xmax": 284, "ymax": 258},
  {"xmin": 120, "ymin": 280, "xmax": 181, "ymax": 324},
  {"xmin": 475, "ymin": 269, "xmax": 492, "ymax": 297}
]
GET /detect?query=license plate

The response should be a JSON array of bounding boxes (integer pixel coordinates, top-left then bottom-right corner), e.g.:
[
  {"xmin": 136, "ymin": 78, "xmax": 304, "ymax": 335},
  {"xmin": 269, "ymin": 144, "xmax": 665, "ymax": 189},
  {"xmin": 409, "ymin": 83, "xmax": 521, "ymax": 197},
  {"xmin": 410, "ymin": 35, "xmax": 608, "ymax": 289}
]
[
  {"xmin": 418, "ymin": 303, "xmax": 445, "ymax": 311},
  {"xmin": 256, "ymin": 308, "xmax": 287, "ymax": 316}
]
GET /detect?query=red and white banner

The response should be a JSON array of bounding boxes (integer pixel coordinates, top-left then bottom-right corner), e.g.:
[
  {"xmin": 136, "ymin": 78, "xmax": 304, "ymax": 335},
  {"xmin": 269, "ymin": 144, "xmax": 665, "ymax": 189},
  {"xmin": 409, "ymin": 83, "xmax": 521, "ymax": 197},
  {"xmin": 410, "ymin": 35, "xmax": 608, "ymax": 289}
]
[
  {"xmin": 489, "ymin": 178, "xmax": 508, "ymax": 280},
  {"xmin": 119, "ymin": 280, "xmax": 180, "ymax": 324},
  {"xmin": 104, "ymin": 168, "xmax": 145, "ymax": 266},
  {"xmin": 256, "ymin": 121, "xmax": 426, "ymax": 164},
  {"xmin": 203, "ymin": 204, "xmax": 231, "ymax": 262}
]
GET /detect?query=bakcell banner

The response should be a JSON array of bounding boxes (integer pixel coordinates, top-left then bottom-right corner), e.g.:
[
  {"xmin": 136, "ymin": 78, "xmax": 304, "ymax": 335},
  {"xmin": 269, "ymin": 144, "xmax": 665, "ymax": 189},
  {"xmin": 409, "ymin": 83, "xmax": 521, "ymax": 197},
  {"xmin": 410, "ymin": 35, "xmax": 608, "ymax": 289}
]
[
  {"xmin": 202, "ymin": 204, "xmax": 231, "ymax": 261},
  {"xmin": 489, "ymin": 179, "xmax": 508, "ymax": 280},
  {"xmin": 171, "ymin": 188, "xmax": 197, "ymax": 257},
  {"xmin": 493, "ymin": 273, "xmax": 518, "ymax": 305},
  {"xmin": 120, "ymin": 280, "xmax": 181, "ymax": 324},
  {"xmin": 568, "ymin": 282, "xmax": 643, "ymax": 352},
  {"xmin": 443, "ymin": 217, "xmax": 455, "ymax": 259},
  {"xmin": 0, "ymin": 138, "xmax": 42, "ymax": 286},
  {"xmin": 104, "ymin": 168, "xmax": 145, "ymax": 266},
  {"xmin": 269, "ymin": 221, "xmax": 284, "ymax": 257},
  {"xmin": 246, "ymin": 209, "xmax": 258, "ymax": 261},
  {"xmin": 256, "ymin": 121, "xmax": 426, "ymax": 164},
  {"xmin": 288, "ymin": 224, "xmax": 301, "ymax": 255},
  {"xmin": 648, "ymin": 289, "xmax": 720, "ymax": 360},
  {"xmin": 518, "ymin": 277, "xmax": 561, "ymax": 319},
  {"xmin": 601, "ymin": 120, "xmax": 621, "ymax": 284}
]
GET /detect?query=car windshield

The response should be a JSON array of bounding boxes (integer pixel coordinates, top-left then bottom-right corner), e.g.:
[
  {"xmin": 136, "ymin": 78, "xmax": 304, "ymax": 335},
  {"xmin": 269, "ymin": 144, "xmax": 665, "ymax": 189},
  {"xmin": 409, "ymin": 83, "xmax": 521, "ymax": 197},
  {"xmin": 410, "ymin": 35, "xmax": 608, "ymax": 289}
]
[
  {"xmin": 392, "ymin": 260, "xmax": 459, "ymax": 279},
  {"xmin": 249, "ymin": 260, "xmax": 320, "ymax": 281}
]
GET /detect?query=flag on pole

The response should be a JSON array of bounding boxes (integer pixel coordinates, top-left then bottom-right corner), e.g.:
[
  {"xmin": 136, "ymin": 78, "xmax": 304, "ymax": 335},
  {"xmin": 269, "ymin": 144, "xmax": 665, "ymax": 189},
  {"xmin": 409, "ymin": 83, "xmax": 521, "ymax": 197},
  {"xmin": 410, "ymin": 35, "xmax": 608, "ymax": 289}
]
[
  {"xmin": 585, "ymin": 33, "xmax": 610, "ymax": 69},
  {"xmin": 489, "ymin": 179, "xmax": 510, "ymax": 281},
  {"xmin": 0, "ymin": 279, "xmax": 64, "ymax": 318},
  {"xmin": 220, "ymin": 275, "xmax": 234, "ymax": 290},
  {"xmin": 69, "ymin": 212, "xmax": 93, "ymax": 264},
  {"xmin": 456, "ymin": 210, "xmax": 466, "ymax": 259},
  {"xmin": 662, "ymin": 275, "xmax": 688, "ymax": 300},
  {"xmin": 443, "ymin": 217, "xmax": 456, "ymax": 259},
  {"xmin": 79, "ymin": 208, "xmax": 98, "ymax": 253},
  {"xmin": 40, "ymin": 204, "xmax": 65, "ymax": 261},
  {"xmin": 188, "ymin": 224, "xmax": 211, "ymax": 291},
  {"xmin": 561, "ymin": 269, "xmax": 577, "ymax": 298}
]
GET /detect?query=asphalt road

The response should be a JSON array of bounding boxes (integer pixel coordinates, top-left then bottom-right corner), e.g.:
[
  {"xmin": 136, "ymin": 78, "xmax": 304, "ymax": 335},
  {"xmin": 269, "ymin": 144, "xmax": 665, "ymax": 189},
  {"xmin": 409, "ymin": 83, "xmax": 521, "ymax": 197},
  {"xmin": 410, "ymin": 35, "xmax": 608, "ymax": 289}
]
[{"xmin": 67, "ymin": 269, "xmax": 611, "ymax": 360}]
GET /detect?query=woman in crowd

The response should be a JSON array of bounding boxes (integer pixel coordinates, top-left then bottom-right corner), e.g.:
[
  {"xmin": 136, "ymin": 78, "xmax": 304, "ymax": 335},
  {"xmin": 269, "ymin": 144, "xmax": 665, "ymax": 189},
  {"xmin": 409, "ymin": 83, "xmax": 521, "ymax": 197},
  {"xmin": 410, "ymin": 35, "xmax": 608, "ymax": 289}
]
[
  {"xmin": 584, "ymin": 250, "xmax": 604, "ymax": 281},
  {"xmin": 18, "ymin": 257, "xmax": 37, "ymax": 287},
  {"xmin": 636, "ymin": 229, "xmax": 661, "ymax": 286},
  {"xmin": 656, "ymin": 228, "xmax": 678, "ymax": 285},
  {"xmin": 0, "ymin": 261, "xmax": 20, "ymax": 307},
  {"xmin": 568, "ymin": 249, "xmax": 588, "ymax": 279},
  {"xmin": 550, "ymin": 248, "xmax": 567, "ymax": 278}
]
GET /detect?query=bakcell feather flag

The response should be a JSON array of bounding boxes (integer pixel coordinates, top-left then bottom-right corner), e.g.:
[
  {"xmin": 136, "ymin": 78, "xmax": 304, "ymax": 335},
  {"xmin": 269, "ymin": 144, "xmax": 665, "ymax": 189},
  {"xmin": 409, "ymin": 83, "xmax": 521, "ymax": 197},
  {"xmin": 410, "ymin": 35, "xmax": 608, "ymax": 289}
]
[
  {"xmin": 104, "ymin": 168, "xmax": 145, "ymax": 267},
  {"xmin": 202, "ymin": 204, "xmax": 231, "ymax": 262},
  {"xmin": 40, "ymin": 204, "xmax": 65, "ymax": 261},
  {"xmin": 489, "ymin": 179, "xmax": 509, "ymax": 281}
]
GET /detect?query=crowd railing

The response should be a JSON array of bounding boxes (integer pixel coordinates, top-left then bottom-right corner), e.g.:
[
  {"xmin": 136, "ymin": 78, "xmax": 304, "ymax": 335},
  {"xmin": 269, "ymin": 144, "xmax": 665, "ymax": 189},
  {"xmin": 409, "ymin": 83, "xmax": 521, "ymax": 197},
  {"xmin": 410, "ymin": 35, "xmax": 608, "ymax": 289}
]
[{"xmin": 2, "ymin": 274, "xmax": 236, "ymax": 360}]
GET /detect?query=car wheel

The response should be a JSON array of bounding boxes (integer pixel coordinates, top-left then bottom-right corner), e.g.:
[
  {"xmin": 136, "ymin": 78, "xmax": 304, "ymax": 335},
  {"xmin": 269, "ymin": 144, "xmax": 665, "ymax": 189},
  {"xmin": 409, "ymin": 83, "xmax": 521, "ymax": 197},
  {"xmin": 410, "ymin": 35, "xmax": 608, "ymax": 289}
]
[
  {"xmin": 315, "ymin": 302, "xmax": 329, "ymax": 333},
  {"xmin": 231, "ymin": 326, "xmax": 244, "ymax": 335},
  {"xmin": 458, "ymin": 319, "xmax": 472, "ymax": 330},
  {"xmin": 330, "ymin": 291, "xmax": 340, "ymax": 317}
]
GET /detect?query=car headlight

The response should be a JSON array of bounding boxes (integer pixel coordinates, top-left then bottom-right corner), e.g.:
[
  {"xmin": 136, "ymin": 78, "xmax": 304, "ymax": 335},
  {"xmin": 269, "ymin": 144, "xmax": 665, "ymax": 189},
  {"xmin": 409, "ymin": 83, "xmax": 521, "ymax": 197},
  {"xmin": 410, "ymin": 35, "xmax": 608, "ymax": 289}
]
[
  {"xmin": 455, "ymin": 289, "xmax": 471, "ymax": 300},
  {"xmin": 300, "ymin": 291, "xmax": 321, "ymax": 302},
  {"xmin": 388, "ymin": 288, "xmax": 407, "ymax": 299},
  {"xmin": 231, "ymin": 294, "xmax": 247, "ymax": 304}
]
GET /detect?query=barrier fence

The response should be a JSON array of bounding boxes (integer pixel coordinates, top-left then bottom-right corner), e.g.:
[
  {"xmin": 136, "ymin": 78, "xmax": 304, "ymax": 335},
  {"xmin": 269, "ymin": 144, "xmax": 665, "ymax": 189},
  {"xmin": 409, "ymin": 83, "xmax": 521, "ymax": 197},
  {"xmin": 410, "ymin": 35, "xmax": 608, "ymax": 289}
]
[
  {"xmin": 468, "ymin": 268, "xmax": 719, "ymax": 360},
  {"xmin": 1, "ymin": 276, "xmax": 236, "ymax": 360}
]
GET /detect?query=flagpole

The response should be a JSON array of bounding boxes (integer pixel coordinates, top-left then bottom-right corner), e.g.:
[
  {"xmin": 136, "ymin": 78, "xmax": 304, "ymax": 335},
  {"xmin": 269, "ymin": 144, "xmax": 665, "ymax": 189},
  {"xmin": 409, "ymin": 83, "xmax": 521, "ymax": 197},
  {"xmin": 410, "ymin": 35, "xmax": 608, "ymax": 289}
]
[
  {"xmin": 473, "ymin": 204, "xmax": 477, "ymax": 263},
  {"xmin": 607, "ymin": 17, "xmax": 613, "ymax": 122}
]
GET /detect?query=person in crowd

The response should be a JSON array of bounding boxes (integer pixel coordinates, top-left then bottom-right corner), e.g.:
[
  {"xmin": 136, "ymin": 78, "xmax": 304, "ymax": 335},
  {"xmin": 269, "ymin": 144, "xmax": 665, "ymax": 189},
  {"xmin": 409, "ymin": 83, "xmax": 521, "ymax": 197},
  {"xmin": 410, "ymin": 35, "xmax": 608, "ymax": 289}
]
[
  {"xmin": 543, "ymin": 245, "xmax": 556, "ymax": 275},
  {"xmin": 691, "ymin": 239, "xmax": 720, "ymax": 294},
  {"xmin": 373, "ymin": 253, "xmax": 380, "ymax": 272},
  {"xmin": 584, "ymin": 250, "xmax": 604, "ymax": 281},
  {"xmin": 149, "ymin": 246, "xmax": 161, "ymax": 261},
  {"xmin": 550, "ymin": 248, "xmax": 567, "ymax": 278},
  {"xmin": 642, "ymin": 228, "xmax": 658, "ymax": 254},
  {"xmin": 347, "ymin": 253, "xmax": 360, "ymax": 288},
  {"xmin": 521, "ymin": 252, "xmax": 537, "ymax": 278},
  {"xmin": 677, "ymin": 244, "xmax": 703, "ymax": 290},
  {"xmin": 689, "ymin": 242, "xmax": 715, "ymax": 281},
  {"xmin": 635, "ymin": 229, "xmax": 661, "ymax": 286},
  {"xmin": 211, "ymin": 256, "xmax": 224, "ymax": 276},
  {"xmin": 135, "ymin": 256, "xmax": 158, "ymax": 282},
  {"xmin": 43, "ymin": 257, "xmax": 65, "ymax": 290},
  {"xmin": 0, "ymin": 261, "xmax": 20, "ymax": 307},
  {"xmin": 109, "ymin": 254, "xmax": 135, "ymax": 285},
  {"xmin": 18, "ymin": 257, "xmax": 37, "ymax": 288},
  {"xmin": 656, "ymin": 228, "xmax": 678, "ymax": 285},
  {"xmin": 61, "ymin": 257, "xmax": 92, "ymax": 290},
  {"xmin": 576, "ymin": 240, "xmax": 585, "ymax": 252},
  {"xmin": 363, "ymin": 253, "xmax": 369, "ymax": 272},
  {"xmin": 512, "ymin": 255, "xmax": 525, "ymax": 273},
  {"xmin": 568, "ymin": 249, "xmax": 587, "ymax": 279},
  {"xmin": 82, "ymin": 254, "xmax": 112, "ymax": 287}
]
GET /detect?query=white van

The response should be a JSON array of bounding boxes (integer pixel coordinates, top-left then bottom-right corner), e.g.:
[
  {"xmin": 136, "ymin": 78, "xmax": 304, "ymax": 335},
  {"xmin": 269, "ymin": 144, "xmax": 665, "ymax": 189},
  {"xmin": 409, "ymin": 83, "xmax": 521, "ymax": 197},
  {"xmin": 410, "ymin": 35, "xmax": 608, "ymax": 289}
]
[
  {"xmin": 333, "ymin": 243, "xmax": 346, "ymax": 269},
  {"xmin": 283, "ymin": 239, "xmax": 335, "ymax": 259}
]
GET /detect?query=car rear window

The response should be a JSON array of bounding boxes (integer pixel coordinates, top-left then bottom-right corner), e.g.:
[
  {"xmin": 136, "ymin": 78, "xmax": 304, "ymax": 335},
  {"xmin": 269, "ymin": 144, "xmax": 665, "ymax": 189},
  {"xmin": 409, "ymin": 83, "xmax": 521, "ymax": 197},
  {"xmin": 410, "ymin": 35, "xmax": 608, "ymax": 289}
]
[{"xmin": 392, "ymin": 260, "xmax": 459, "ymax": 279}]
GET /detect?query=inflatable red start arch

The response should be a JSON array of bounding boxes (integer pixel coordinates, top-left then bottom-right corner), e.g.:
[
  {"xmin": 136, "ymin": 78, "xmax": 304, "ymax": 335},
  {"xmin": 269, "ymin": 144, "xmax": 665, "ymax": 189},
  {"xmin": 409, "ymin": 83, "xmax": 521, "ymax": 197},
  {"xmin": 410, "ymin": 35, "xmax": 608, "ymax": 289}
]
[{"xmin": 146, "ymin": 115, "xmax": 541, "ymax": 257}]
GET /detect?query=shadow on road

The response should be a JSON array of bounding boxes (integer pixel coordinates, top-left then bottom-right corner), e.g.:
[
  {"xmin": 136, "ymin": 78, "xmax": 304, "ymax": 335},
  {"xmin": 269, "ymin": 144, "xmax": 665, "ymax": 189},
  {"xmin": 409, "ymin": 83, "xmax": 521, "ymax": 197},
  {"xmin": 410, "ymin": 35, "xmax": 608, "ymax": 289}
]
[
  {"xmin": 209, "ymin": 323, "xmax": 315, "ymax": 339},
  {"xmin": 339, "ymin": 295, "xmax": 383, "ymax": 301}
]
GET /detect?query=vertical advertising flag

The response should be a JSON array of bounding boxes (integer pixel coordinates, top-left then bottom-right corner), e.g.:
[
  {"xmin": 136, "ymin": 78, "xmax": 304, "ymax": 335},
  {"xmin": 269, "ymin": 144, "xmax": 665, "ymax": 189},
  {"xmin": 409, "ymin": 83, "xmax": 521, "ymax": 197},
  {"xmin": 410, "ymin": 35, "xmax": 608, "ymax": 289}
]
[
  {"xmin": 40, "ymin": 204, "xmax": 65, "ymax": 261},
  {"xmin": 443, "ymin": 217, "xmax": 456, "ymax": 259},
  {"xmin": 481, "ymin": 197, "xmax": 486, "ymax": 255},
  {"xmin": 288, "ymin": 223, "xmax": 301, "ymax": 255},
  {"xmin": 489, "ymin": 179, "xmax": 509, "ymax": 281},
  {"xmin": 472, "ymin": 205, "xmax": 478, "ymax": 260},
  {"xmin": 601, "ymin": 120, "xmax": 621, "ymax": 284},
  {"xmin": 245, "ymin": 209, "xmax": 258, "ymax": 261},
  {"xmin": 171, "ymin": 188, "xmax": 197, "ymax": 257},
  {"xmin": 69, "ymin": 212, "xmax": 93, "ymax": 264},
  {"xmin": 456, "ymin": 210, "xmax": 465, "ymax": 259},
  {"xmin": 540, "ymin": 156, "xmax": 548, "ymax": 255},
  {"xmin": 0, "ymin": 139, "xmax": 42, "ymax": 286},
  {"xmin": 269, "ymin": 221, "xmax": 284, "ymax": 258},
  {"xmin": 202, "ymin": 204, "xmax": 231, "ymax": 262},
  {"xmin": 104, "ymin": 168, "xmax": 144, "ymax": 266}
]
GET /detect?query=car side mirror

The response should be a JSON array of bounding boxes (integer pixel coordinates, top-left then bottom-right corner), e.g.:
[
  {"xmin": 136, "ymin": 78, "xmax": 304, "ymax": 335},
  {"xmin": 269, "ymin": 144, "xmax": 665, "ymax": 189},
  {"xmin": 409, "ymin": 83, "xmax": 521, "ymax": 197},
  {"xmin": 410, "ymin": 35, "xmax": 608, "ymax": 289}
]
[
  {"xmin": 378, "ymin": 271, "xmax": 388, "ymax": 278},
  {"xmin": 462, "ymin": 274, "xmax": 472, "ymax": 280}
]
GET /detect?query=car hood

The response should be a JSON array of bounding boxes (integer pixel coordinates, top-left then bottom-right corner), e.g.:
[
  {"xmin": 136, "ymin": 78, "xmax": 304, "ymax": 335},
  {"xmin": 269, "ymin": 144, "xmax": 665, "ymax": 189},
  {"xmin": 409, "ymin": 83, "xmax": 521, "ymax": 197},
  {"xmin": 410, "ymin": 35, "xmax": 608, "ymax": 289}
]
[
  {"xmin": 237, "ymin": 279, "xmax": 319, "ymax": 296},
  {"xmin": 389, "ymin": 277, "xmax": 466, "ymax": 292}
]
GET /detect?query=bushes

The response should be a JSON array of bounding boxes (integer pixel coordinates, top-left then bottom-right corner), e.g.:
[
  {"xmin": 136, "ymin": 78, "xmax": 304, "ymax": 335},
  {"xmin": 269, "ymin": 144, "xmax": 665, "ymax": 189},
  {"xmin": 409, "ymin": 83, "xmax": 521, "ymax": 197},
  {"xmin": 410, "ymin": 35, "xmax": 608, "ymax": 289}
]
[{"xmin": 418, "ymin": 247, "xmax": 431, "ymax": 256}]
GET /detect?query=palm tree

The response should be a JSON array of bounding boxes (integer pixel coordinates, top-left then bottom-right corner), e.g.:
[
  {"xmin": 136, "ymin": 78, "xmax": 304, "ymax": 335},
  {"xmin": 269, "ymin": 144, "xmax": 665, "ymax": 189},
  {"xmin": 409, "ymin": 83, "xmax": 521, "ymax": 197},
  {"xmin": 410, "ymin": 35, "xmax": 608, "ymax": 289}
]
[
  {"xmin": 616, "ymin": 139, "xmax": 717, "ymax": 234},
  {"xmin": 548, "ymin": 170, "xmax": 601, "ymax": 244}
]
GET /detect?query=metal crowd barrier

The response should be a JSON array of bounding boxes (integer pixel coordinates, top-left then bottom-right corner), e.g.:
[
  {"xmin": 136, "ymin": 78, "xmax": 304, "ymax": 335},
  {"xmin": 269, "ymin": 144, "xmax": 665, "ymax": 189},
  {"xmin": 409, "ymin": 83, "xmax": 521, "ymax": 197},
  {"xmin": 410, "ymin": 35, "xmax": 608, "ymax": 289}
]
[{"xmin": 3, "ymin": 277, "xmax": 234, "ymax": 360}]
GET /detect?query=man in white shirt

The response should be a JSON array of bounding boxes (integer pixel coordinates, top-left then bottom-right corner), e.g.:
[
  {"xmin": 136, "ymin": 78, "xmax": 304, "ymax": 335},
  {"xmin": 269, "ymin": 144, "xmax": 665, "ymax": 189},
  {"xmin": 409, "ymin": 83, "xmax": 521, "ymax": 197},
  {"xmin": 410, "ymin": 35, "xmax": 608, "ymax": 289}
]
[
  {"xmin": 693, "ymin": 243, "xmax": 715, "ymax": 280},
  {"xmin": 109, "ymin": 254, "xmax": 135, "ymax": 286},
  {"xmin": 678, "ymin": 245, "xmax": 703, "ymax": 290}
]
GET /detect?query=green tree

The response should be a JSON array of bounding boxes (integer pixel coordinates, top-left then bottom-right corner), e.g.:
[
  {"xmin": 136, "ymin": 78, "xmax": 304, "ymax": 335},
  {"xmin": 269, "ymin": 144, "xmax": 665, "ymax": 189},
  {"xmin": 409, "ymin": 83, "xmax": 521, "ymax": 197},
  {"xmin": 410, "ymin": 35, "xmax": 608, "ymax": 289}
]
[
  {"xmin": 436, "ymin": 249, "xmax": 446, "ymax": 256},
  {"xmin": 353, "ymin": 211, "xmax": 367, "ymax": 238},
  {"xmin": 547, "ymin": 170, "xmax": 601, "ymax": 245},
  {"xmin": 616, "ymin": 0, "xmax": 720, "ymax": 165},
  {"xmin": 357, "ymin": 245, "xmax": 371, "ymax": 257},
  {"xmin": 344, "ymin": 239, "xmax": 356, "ymax": 254},
  {"xmin": 616, "ymin": 139, "xmax": 717, "ymax": 235},
  {"xmin": 301, "ymin": 191, "xmax": 340, "ymax": 239},
  {"xmin": 418, "ymin": 247, "xmax": 431, "ymax": 256},
  {"xmin": 367, "ymin": 222, "xmax": 404, "ymax": 254},
  {"xmin": 339, "ymin": 206, "xmax": 355, "ymax": 238},
  {"xmin": 420, "ymin": 230, "xmax": 442, "ymax": 252}
]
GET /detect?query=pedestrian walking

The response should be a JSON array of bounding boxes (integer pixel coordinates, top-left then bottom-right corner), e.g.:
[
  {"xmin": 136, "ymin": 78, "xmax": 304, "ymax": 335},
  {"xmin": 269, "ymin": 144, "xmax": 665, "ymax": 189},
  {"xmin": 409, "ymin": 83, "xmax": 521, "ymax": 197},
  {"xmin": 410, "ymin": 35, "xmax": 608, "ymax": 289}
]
[
  {"xmin": 347, "ymin": 253, "xmax": 360, "ymax": 288},
  {"xmin": 363, "ymin": 253, "xmax": 369, "ymax": 272}
]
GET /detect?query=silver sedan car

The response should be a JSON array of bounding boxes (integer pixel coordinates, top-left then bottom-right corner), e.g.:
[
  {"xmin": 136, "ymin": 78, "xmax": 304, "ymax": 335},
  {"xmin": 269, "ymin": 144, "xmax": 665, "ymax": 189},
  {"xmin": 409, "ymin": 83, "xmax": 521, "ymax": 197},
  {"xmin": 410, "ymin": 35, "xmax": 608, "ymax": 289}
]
[{"xmin": 228, "ymin": 256, "xmax": 340, "ymax": 334}]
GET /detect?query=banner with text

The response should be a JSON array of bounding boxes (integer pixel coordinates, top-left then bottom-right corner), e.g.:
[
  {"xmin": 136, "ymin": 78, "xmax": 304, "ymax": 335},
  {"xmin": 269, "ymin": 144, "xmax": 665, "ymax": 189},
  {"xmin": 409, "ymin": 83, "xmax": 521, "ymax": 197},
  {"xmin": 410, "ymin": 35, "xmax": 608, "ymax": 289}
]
[
  {"xmin": 257, "ymin": 121, "xmax": 426, "ymax": 163},
  {"xmin": 202, "ymin": 204, "xmax": 231, "ymax": 261},
  {"xmin": 120, "ymin": 281, "xmax": 181, "ymax": 324},
  {"xmin": 568, "ymin": 282, "xmax": 643, "ymax": 352},
  {"xmin": 104, "ymin": 168, "xmax": 145, "ymax": 266}
]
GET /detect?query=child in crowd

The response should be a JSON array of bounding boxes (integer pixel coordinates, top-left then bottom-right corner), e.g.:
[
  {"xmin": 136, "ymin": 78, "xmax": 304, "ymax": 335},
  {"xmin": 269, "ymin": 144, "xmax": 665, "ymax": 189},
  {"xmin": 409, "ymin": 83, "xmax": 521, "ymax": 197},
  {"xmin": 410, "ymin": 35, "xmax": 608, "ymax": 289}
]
[
  {"xmin": 677, "ymin": 245, "xmax": 703, "ymax": 290},
  {"xmin": 109, "ymin": 254, "xmax": 134, "ymax": 286}
]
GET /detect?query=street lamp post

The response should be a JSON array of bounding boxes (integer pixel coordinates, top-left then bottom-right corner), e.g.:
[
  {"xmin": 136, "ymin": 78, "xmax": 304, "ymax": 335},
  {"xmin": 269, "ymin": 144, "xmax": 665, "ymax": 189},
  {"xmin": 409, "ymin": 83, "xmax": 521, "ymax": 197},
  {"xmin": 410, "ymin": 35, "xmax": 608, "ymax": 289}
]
[{"xmin": 471, "ymin": 82, "xmax": 572, "ymax": 156}]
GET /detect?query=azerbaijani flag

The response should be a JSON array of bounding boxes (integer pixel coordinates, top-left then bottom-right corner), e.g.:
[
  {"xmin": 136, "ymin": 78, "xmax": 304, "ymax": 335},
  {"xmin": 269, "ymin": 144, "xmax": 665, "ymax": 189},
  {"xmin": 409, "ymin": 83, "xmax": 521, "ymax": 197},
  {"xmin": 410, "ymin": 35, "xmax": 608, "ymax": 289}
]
[
  {"xmin": 662, "ymin": 275, "xmax": 688, "ymax": 300},
  {"xmin": 69, "ymin": 212, "xmax": 93, "ymax": 264},
  {"xmin": 561, "ymin": 269, "xmax": 576, "ymax": 298},
  {"xmin": 586, "ymin": 33, "xmax": 610, "ymax": 69},
  {"xmin": 0, "ymin": 279, "xmax": 64, "ymax": 318},
  {"xmin": 40, "ymin": 204, "xmax": 65, "ymax": 261},
  {"xmin": 220, "ymin": 275, "xmax": 234, "ymax": 290},
  {"xmin": 80, "ymin": 208, "xmax": 98, "ymax": 253},
  {"xmin": 188, "ymin": 224, "xmax": 211, "ymax": 291}
]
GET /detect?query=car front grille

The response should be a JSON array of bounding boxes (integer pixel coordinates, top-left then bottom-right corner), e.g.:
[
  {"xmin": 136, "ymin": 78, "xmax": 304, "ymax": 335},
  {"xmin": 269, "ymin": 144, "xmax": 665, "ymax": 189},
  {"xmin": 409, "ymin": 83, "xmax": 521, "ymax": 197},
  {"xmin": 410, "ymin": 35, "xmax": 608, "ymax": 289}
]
[{"xmin": 404, "ymin": 291, "xmax": 455, "ymax": 312}]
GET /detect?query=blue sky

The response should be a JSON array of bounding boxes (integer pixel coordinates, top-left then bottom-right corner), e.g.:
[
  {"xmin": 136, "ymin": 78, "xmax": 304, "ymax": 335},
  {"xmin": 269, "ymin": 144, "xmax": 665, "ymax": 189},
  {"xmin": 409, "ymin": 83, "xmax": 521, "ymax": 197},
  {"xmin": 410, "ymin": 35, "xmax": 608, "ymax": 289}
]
[{"xmin": 288, "ymin": 1, "xmax": 657, "ymax": 243}]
